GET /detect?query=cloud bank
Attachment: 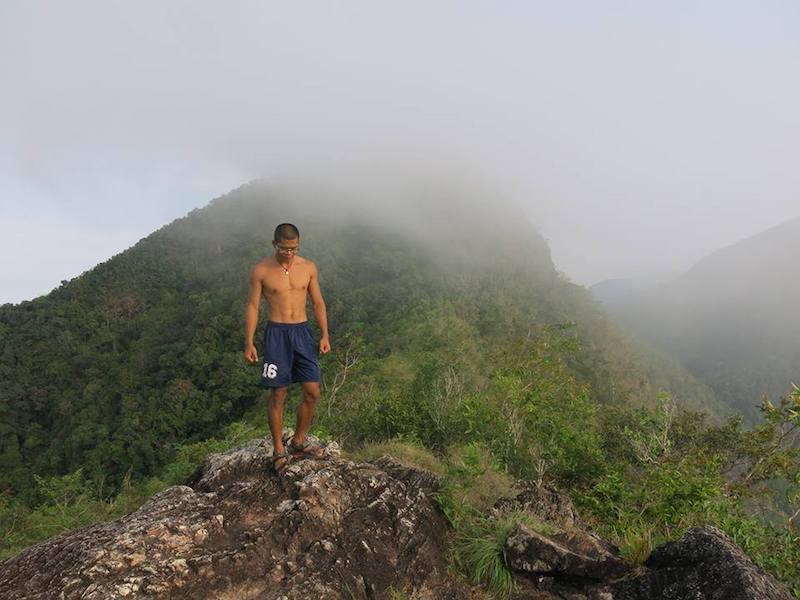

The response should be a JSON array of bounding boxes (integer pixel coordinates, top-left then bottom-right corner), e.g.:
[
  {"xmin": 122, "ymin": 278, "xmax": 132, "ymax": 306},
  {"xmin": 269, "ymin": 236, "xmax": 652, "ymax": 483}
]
[{"xmin": 1, "ymin": 1, "xmax": 799, "ymax": 302}]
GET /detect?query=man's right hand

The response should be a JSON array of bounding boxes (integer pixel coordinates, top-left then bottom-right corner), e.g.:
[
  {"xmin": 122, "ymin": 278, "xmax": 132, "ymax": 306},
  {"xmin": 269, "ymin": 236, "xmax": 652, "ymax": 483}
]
[{"xmin": 244, "ymin": 344, "xmax": 259, "ymax": 364}]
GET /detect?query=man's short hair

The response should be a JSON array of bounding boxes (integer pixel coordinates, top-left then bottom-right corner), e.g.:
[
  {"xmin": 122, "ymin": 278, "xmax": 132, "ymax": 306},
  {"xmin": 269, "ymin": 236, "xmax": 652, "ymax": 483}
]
[{"xmin": 274, "ymin": 223, "xmax": 300, "ymax": 242}]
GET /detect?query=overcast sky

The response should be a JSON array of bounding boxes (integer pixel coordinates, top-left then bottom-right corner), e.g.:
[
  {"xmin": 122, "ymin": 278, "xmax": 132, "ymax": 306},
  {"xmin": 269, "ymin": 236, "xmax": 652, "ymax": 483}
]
[{"xmin": 2, "ymin": 1, "xmax": 799, "ymax": 304}]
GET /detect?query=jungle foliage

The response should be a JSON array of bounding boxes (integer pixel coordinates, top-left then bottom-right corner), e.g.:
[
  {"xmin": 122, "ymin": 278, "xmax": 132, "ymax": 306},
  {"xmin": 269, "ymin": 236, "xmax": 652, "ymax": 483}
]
[
  {"xmin": 3, "ymin": 181, "xmax": 796, "ymax": 593},
  {"xmin": 0, "ymin": 180, "xmax": 720, "ymax": 501}
]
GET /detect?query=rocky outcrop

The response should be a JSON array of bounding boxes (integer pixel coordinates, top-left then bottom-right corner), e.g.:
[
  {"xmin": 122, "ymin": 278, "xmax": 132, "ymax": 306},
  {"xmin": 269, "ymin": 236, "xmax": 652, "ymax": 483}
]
[
  {"xmin": 494, "ymin": 489, "xmax": 794, "ymax": 600},
  {"xmin": 495, "ymin": 483, "xmax": 629, "ymax": 587},
  {"xmin": 505, "ymin": 523, "xmax": 629, "ymax": 581},
  {"xmin": 493, "ymin": 482, "xmax": 585, "ymax": 531},
  {"xmin": 493, "ymin": 485, "xmax": 794, "ymax": 599},
  {"xmin": 0, "ymin": 435, "xmax": 794, "ymax": 600},
  {"xmin": 0, "ymin": 434, "xmax": 469, "ymax": 600},
  {"xmin": 598, "ymin": 526, "xmax": 795, "ymax": 600}
]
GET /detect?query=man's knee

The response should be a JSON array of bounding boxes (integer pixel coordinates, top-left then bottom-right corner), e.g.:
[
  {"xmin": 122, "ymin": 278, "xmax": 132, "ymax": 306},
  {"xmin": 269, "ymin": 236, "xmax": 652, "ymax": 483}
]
[
  {"xmin": 268, "ymin": 387, "xmax": 288, "ymax": 407},
  {"xmin": 302, "ymin": 385, "xmax": 320, "ymax": 405}
]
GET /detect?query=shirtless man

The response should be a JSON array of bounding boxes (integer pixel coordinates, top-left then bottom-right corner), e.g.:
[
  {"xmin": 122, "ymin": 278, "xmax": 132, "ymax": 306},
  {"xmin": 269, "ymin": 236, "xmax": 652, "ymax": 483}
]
[{"xmin": 244, "ymin": 223, "xmax": 331, "ymax": 473}]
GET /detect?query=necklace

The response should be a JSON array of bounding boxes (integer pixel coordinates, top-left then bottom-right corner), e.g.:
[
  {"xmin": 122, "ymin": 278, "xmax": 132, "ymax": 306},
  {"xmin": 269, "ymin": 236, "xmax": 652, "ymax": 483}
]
[{"xmin": 280, "ymin": 259, "xmax": 294, "ymax": 275}]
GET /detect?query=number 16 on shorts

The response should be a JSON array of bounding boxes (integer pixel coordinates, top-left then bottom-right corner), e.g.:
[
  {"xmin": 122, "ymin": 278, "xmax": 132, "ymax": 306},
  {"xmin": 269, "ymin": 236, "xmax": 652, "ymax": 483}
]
[{"xmin": 263, "ymin": 363, "xmax": 278, "ymax": 379}]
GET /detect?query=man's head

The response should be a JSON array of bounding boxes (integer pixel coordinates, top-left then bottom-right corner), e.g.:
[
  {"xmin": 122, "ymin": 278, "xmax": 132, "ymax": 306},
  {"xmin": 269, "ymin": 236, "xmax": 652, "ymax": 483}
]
[{"xmin": 273, "ymin": 223, "xmax": 300, "ymax": 260}]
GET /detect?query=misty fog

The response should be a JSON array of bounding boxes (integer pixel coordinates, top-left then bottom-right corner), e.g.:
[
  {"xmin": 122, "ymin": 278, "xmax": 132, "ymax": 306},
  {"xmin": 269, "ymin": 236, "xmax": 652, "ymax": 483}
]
[{"xmin": 2, "ymin": 2, "xmax": 800, "ymax": 304}]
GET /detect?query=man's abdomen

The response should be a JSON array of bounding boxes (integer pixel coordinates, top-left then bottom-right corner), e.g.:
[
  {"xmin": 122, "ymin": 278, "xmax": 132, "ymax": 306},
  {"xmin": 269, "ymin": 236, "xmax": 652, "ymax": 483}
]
[{"xmin": 264, "ymin": 291, "xmax": 309, "ymax": 324}]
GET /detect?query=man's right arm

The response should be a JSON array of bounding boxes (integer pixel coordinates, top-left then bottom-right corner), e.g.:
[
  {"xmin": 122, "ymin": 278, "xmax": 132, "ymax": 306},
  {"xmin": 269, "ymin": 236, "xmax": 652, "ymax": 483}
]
[{"xmin": 244, "ymin": 266, "xmax": 262, "ymax": 363}]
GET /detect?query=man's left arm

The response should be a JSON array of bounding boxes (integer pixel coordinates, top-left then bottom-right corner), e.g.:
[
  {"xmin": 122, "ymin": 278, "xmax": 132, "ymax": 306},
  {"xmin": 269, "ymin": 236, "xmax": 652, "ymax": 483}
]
[{"xmin": 308, "ymin": 262, "xmax": 330, "ymax": 354}]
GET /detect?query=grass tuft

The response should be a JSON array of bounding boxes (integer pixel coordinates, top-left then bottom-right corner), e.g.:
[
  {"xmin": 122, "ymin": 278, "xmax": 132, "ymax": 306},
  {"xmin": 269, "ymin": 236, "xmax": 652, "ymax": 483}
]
[
  {"xmin": 452, "ymin": 516, "xmax": 515, "ymax": 599},
  {"xmin": 386, "ymin": 587, "xmax": 413, "ymax": 600},
  {"xmin": 617, "ymin": 526, "xmax": 656, "ymax": 564}
]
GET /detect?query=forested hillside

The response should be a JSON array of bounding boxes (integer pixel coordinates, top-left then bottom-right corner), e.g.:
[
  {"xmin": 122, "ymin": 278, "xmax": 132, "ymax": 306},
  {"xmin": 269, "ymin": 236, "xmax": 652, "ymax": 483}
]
[
  {"xmin": 597, "ymin": 217, "xmax": 800, "ymax": 422},
  {"xmin": 0, "ymin": 178, "xmax": 719, "ymax": 500},
  {"xmin": 2, "ymin": 179, "xmax": 799, "ymax": 594}
]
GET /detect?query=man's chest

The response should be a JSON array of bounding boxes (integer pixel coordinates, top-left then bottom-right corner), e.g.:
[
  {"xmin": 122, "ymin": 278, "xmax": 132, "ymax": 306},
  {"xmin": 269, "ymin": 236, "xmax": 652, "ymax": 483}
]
[{"xmin": 262, "ymin": 269, "xmax": 310, "ymax": 295}]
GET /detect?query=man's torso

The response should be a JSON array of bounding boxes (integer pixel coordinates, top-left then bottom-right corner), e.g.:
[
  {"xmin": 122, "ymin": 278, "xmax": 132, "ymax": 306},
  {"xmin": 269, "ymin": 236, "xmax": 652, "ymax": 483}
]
[{"xmin": 257, "ymin": 255, "xmax": 312, "ymax": 323}]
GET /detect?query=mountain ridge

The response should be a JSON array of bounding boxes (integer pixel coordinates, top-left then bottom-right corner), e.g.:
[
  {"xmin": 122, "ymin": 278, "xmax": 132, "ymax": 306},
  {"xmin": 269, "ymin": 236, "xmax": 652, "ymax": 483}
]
[
  {"xmin": 0, "ymin": 177, "xmax": 721, "ymax": 498},
  {"xmin": 597, "ymin": 216, "xmax": 800, "ymax": 420},
  {"xmin": 3, "ymin": 179, "xmax": 800, "ymax": 595}
]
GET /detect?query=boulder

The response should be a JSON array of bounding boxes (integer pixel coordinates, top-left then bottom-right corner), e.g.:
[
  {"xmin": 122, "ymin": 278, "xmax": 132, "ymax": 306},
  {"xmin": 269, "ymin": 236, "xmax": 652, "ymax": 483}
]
[
  {"xmin": 493, "ymin": 482, "xmax": 585, "ymax": 531},
  {"xmin": 0, "ymin": 433, "xmax": 468, "ymax": 600},
  {"xmin": 505, "ymin": 523, "xmax": 629, "ymax": 581},
  {"xmin": 595, "ymin": 526, "xmax": 795, "ymax": 600}
]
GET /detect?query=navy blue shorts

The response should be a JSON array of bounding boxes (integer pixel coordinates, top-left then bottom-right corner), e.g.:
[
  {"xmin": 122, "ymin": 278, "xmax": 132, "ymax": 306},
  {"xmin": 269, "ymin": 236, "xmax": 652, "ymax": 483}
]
[{"xmin": 260, "ymin": 321, "xmax": 321, "ymax": 388}]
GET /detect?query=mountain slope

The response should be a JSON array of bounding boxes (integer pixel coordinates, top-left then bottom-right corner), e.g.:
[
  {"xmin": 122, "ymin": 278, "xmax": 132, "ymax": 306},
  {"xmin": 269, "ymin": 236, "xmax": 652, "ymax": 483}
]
[
  {"xmin": 599, "ymin": 217, "xmax": 800, "ymax": 421},
  {"xmin": 0, "ymin": 177, "xmax": 721, "ymax": 499}
]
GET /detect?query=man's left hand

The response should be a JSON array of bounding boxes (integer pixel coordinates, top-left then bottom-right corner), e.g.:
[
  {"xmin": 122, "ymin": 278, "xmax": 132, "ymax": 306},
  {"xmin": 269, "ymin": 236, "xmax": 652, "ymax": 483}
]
[{"xmin": 319, "ymin": 336, "xmax": 331, "ymax": 354}]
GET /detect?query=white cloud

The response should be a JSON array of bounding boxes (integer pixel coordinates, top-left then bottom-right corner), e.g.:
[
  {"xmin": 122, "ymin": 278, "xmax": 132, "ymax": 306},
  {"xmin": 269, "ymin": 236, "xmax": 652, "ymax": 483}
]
[
  {"xmin": 0, "ymin": 215, "xmax": 141, "ymax": 304},
  {"xmin": 1, "ymin": 1, "xmax": 800, "ymax": 295}
]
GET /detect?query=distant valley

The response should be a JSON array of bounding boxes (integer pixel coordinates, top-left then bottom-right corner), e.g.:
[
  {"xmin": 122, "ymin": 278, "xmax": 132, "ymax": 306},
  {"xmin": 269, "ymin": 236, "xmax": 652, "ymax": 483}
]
[{"xmin": 593, "ymin": 217, "xmax": 800, "ymax": 422}]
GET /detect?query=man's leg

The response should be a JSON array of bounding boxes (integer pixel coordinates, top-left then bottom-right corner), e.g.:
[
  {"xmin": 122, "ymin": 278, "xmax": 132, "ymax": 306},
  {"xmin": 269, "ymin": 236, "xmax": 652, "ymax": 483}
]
[
  {"xmin": 292, "ymin": 381, "xmax": 321, "ymax": 447},
  {"xmin": 267, "ymin": 387, "xmax": 289, "ymax": 452}
]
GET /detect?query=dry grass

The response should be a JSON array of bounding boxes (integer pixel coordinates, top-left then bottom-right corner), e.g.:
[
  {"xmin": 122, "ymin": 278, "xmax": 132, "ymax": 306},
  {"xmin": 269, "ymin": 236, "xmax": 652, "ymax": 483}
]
[
  {"xmin": 348, "ymin": 440, "xmax": 445, "ymax": 475},
  {"xmin": 455, "ymin": 470, "xmax": 515, "ymax": 513}
]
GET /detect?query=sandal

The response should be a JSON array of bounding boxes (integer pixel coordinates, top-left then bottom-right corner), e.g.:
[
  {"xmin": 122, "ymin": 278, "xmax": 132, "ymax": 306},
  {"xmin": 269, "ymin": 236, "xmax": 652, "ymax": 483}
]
[
  {"xmin": 272, "ymin": 450, "xmax": 292, "ymax": 474},
  {"xmin": 288, "ymin": 438, "xmax": 326, "ymax": 460}
]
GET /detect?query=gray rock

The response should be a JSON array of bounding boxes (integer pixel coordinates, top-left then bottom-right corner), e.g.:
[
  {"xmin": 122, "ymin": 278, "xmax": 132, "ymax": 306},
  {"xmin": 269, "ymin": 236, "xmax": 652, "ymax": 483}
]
[
  {"xmin": 505, "ymin": 523, "xmax": 629, "ymax": 581},
  {"xmin": 368, "ymin": 455, "xmax": 442, "ymax": 496},
  {"xmin": 0, "ymin": 432, "xmax": 467, "ymax": 600},
  {"xmin": 596, "ymin": 526, "xmax": 794, "ymax": 600},
  {"xmin": 494, "ymin": 482, "xmax": 585, "ymax": 531}
]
